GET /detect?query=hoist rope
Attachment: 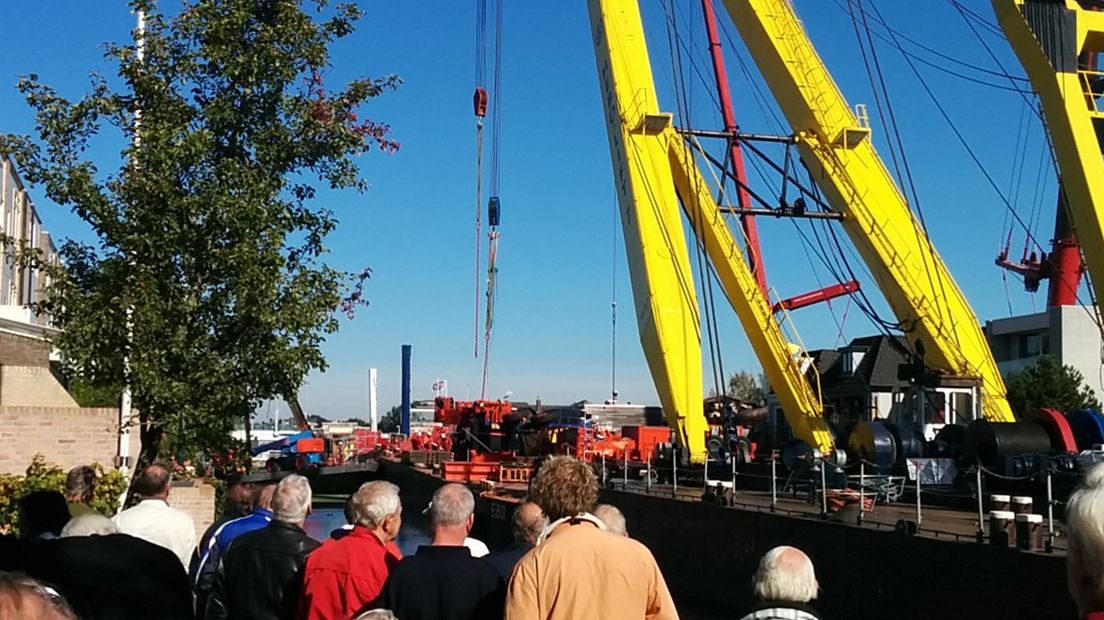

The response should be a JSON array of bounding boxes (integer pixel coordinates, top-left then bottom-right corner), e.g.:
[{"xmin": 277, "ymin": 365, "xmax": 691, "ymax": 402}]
[
  {"xmin": 473, "ymin": 0, "xmax": 488, "ymax": 359},
  {"xmin": 480, "ymin": 0, "xmax": 504, "ymax": 398}
]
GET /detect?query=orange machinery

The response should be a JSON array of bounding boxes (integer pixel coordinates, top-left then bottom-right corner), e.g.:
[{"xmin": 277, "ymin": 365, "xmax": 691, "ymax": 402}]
[{"xmin": 434, "ymin": 397, "xmax": 515, "ymax": 459}]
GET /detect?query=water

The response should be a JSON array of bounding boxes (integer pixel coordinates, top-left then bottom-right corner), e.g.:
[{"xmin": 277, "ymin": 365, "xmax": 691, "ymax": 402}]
[{"xmin": 304, "ymin": 506, "xmax": 430, "ymax": 555}]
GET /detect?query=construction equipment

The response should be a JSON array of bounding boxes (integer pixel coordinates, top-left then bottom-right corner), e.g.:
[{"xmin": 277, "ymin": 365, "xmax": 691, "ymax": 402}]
[
  {"xmin": 434, "ymin": 397, "xmax": 516, "ymax": 459},
  {"xmin": 717, "ymin": 0, "xmax": 1015, "ymax": 424},
  {"xmin": 993, "ymin": 1, "xmax": 1103, "ymax": 317},
  {"xmin": 586, "ymin": 0, "xmax": 835, "ymax": 463}
]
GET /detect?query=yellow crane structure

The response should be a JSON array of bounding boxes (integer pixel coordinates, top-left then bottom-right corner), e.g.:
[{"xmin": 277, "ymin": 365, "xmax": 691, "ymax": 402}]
[
  {"xmin": 993, "ymin": 0, "xmax": 1104, "ymax": 318},
  {"xmin": 586, "ymin": 0, "xmax": 835, "ymax": 462},
  {"xmin": 717, "ymin": 0, "xmax": 1016, "ymax": 423}
]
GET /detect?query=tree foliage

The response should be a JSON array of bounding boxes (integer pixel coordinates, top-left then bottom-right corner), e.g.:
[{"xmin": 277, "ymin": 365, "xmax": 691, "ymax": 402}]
[
  {"xmin": 727, "ymin": 370, "xmax": 765, "ymax": 405},
  {"xmin": 0, "ymin": 455, "xmax": 128, "ymax": 535},
  {"xmin": 1006, "ymin": 355, "xmax": 1101, "ymax": 416},
  {"xmin": 1, "ymin": 0, "xmax": 398, "ymax": 464},
  {"xmin": 379, "ymin": 405, "xmax": 401, "ymax": 433}
]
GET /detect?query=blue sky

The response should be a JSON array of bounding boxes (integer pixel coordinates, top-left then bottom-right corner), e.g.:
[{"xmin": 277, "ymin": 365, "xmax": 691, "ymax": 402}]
[{"xmin": 0, "ymin": 1, "xmax": 1067, "ymax": 420}]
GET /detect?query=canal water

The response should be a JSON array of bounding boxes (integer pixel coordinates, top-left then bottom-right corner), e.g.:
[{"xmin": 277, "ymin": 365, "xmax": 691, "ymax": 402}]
[{"xmin": 304, "ymin": 506, "xmax": 431, "ymax": 555}]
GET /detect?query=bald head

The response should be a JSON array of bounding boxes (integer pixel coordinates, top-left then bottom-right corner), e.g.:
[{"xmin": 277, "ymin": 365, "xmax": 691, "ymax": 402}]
[
  {"xmin": 594, "ymin": 504, "xmax": 627, "ymax": 536},
  {"xmin": 512, "ymin": 502, "xmax": 548, "ymax": 545},
  {"xmin": 133, "ymin": 464, "xmax": 172, "ymax": 500},
  {"xmin": 752, "ymin": 546, "xmax": 817, "ymax": 604},
  {"xmin": 430, "ymin": 483, "xmax": 475, "ymax": 527}
]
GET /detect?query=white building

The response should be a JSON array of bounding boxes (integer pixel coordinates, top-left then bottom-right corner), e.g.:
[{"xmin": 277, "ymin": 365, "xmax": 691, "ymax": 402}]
[{"xmin": 984, "ymin": 305, "xmax": 1104, "ymax": 396}]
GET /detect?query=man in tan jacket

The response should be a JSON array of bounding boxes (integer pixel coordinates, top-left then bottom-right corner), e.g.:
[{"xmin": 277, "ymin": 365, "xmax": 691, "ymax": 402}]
[{"xmin": 504, "ymin": 455, "xmax": 678, "ymax": 620}]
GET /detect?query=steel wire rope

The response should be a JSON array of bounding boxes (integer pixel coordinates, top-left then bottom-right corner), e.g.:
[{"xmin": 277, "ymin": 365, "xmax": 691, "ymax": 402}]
[
  {"xmin": 852, "ymin": 0, "xmax": 962, "ymax": 354},
  {"xmin": 473, "ymin": 0, "xmax": 489, "ymax": 359},
  {"xmin": 662, "ymin": 0, "xmax": 726, "ymax": 400}
]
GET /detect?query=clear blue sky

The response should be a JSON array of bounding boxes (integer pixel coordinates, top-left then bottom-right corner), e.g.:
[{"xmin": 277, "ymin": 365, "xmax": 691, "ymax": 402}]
[{"xmin": 0, "ymin": 1, "xmax": 1065, "ymax": 420}]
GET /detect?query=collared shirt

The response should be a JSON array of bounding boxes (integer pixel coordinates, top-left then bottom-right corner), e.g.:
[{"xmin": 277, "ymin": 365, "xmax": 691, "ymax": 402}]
[
  {"xmin": 505, "ymin": 519, "xmax": 678, "ymax": 620},
  {"xmin": 113, "ymin": 498, "xmax": 196, "ymax": 568},
  {"xmin": 298, "ymin": 525, "xmax": 403, "ymax": 620}
]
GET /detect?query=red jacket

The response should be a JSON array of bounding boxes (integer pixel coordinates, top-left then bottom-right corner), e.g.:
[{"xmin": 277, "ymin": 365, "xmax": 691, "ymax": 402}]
[{"xmin": 298, "ymin": 526, "xmax": 402, "ymax": 620}]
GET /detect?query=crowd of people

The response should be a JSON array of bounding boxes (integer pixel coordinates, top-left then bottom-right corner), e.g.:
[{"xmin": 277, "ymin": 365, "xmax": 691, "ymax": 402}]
[{"xmin": 5, "ymin": 454, "xmax": 1104, "ymax": 619}]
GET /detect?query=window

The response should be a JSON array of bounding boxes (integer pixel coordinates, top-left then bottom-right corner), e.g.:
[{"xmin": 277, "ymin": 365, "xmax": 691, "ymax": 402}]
[{"xmin": 842, "ymin": 348, "xmax": 866, "ymax": 375}]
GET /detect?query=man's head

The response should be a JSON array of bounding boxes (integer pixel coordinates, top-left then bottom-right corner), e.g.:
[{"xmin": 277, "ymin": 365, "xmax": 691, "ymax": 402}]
[
  {"xmin": 61, "ymin": 514, "xmax": 119, "ymax": 538},
  {"xmin": 351, "ymin": 481, "xmax": 402, "ymax": 542},
  {"xmin": 272, "ymin": 475, "xmax": 312, "ymax": 525},
  {"xmin": 132, "ymin": 464, "xmax": 172, "ymax": 500},
  {"xmin": 752, "ymin": 546, "xmax": 818, "ymax": 604},
  {"xmin": 64, "ymin": 466, "xmax": 96, "ymax": 504},
  {"xmin": 593, "ymin": 504, "xmax": 627, "ymax": 536},
  {"xmin": 224, "ymin": 481, "xmax": 254, "ymax": 518},
  {"xmin": 17, "ymin": 491, "xmax": 69, "ymax": 540},
  {"xmin": 0, "ymin": 572, "xmax": 76, "ymax": 620},
  {"xmin": 1066, "ymin": 464, "xmax": 1104, "ymax": 615},
  {"xmin": 428, "ymin": 483, "xmax": 476, "ymax": 544},
  {"xmin": 255, "ymin": 482, "xmax": 277, "ymax": 512},
  {"xmin": 529, "ymin": 456, "xmax": 598, "ymax": 521},
  {"xmin": 512, "ymin": 502, "xmax": 547, "ymax": 546}
]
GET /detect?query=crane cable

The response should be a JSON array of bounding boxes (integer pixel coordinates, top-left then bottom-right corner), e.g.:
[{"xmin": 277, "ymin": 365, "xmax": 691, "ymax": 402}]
[
  {"xmin": 480, "ymin": 0, "xmax": 504, "ymax": 400},
  {"xmin": 473, "ymin": 0, "xmax": 488, "ymax": 360}
]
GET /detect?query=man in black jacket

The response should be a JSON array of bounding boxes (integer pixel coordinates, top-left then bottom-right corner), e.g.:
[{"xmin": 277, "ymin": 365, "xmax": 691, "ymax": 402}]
[
  {"xmin": 377, "ymin": 483, "xmax": 504, "ymax": 620},
  {"xmin": 206, "ymin": 474, "xmax": 320, "ymax": 620}
]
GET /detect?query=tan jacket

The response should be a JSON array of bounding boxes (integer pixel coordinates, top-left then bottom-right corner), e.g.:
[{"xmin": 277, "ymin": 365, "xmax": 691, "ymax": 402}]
[{"xmin": 504, "ymin": 519, "xmax": 679, "ymax": 620}]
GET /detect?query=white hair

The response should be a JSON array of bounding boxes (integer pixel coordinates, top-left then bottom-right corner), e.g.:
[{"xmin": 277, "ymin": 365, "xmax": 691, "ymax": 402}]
[
  {"xmin": 353, "ymin": 481, "xmax": 402, "ymax": 528},
  {"xmin": 430, "ymin": 483, "xmax": 475, "ymax": 527},
  {"xmin": 273, "ymin": 475, "xmax": 313, "ymax": 523},
  {"xmin": 594, "ymin": 504, "xmax": 627, "ymax": 536},
  {"xmin": 752, "ymin": 546, "xmax": 818, "ymax": 603},
  {"xmin": 1067, "ymin": 464, "xmax": 1104, "ymax": 610},
  {"xmin": 61, "ymin": 514, "xmax": 119, "ymax": 538},
  {"xmin": 353, "ymin": 610, "xmax": 398, "ymax": 620}
]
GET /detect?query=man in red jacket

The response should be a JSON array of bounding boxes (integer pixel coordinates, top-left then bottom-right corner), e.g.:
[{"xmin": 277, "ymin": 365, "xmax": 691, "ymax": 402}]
[{"xmin": 298, "ymin": 480, "xmax": 403, "ymax": 620}]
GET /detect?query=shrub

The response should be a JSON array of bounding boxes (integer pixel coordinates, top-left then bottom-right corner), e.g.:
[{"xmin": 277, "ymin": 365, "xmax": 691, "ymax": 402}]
[{"xmin": 0, "ymin": 454, "xmax": 128, "ymax": 535}]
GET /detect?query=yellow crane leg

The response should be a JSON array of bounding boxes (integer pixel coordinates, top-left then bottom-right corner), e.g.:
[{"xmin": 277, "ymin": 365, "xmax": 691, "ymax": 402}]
[
  {"xmin": 588, "ymin": 0, "xmax": 707, "ymax": 462},
  {"xmin": 994, "ymin": 1, "xmax": 1104, "ymax": 329},
  {"xmin": 720, "ymin": 0, "xmax": 1014, "ymax": 422},
  {"xmin": 668, "ymin": 138, "xmax": 835, "ymax": 457}
]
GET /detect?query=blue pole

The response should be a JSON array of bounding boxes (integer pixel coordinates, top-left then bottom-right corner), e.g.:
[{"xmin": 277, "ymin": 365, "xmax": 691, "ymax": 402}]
[{"xmin": 401, "ymin": 344, "xmax": 412, "ymax": 435}]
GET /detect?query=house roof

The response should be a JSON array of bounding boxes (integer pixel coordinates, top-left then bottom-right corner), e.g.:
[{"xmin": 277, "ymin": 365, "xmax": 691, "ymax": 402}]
[{"xmin": 801, "ymin": 335, "xmax": 911, "ymax": 395}]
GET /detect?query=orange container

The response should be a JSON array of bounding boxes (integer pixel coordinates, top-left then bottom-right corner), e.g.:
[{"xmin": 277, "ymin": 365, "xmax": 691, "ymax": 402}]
[
  {"xmin": 622, "ymin": 426, "xmax": 670, "ymax": 461},
  {"xmin": 443, "ymin": 462, "xmax": 471, "ymax": 482},
  {"xmin": 468, "ymin": 463, "xmax": 499, "ymax": 482},
  {"xmin": 296, "ymin": 438, "xmax": 325, "ymax": 454}
]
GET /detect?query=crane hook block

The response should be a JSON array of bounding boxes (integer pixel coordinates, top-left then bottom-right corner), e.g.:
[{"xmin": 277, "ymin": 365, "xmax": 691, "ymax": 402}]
[
  {"xmin": 473, "ymin": 87, "xmax": 489, "ymax": 118},
  {"xmin": 488, "ymin": 196, "xmax": 501, "ymax": 227}
]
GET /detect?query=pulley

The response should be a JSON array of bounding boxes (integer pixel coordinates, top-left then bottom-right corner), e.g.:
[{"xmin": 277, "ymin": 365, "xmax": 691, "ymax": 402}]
[
  {"xmin": 473, "ymin": 87, "xmax": 488, "ymax": 118},
  {"xmin": 488, "ymin": 196, "xmax": 500, "ymax": 227}
]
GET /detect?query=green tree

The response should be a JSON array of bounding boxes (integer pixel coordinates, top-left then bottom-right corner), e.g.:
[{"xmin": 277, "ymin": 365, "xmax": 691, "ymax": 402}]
[
  {"xmin": 379, "ymin": 405, "xmax": 401, "ymax": 433},
  {"xmin": 1, "ymin": 0, "xmax": 398, "ymax": 466},
  {"xmin": 727, "ymin": 370, "xmax": 765, "ymax": 405},
  {"xmin": 1006, "ymin": 356, "xmax": 1101, "ymax": 415}
]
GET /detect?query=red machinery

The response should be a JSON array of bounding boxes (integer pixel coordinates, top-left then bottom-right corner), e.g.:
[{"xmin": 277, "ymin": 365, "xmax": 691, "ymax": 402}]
[{"xmin": 435, "ymin": 397, "xmax": 515, "ymax": 459}]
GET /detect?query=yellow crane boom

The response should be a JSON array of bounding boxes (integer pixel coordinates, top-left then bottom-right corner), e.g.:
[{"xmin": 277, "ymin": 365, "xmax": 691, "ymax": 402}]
[
  {"xmin": 586, "ymin": 0, "xmax": 835, "ymax": 461},
  {"xmin": 719, "ymin": 0, "xmax": 1015, "ymax": 422},
  {"xmin": 993, "ymin": 0, "xmax": 1104, "ymax": 321}
]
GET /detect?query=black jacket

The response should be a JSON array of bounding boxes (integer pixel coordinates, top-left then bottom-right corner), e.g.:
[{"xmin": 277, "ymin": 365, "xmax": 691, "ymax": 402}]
[
  {"xmin": 378, "ymin": 545, "xmax": 505, "ymax": 620},
  {"xmin": 738, "ymin": 600, "xmax": 822, "ymax": 620},
  {"xmin": 483, "ymin": 541, "xmax": 532, "ymax": 582},
  {"xmin": 205, "ymin": 520, "xmax": 320, "ymax": 620},
  {"xmin": 25, "ymin": 534, "xmax": 192, "ymax": 620}
]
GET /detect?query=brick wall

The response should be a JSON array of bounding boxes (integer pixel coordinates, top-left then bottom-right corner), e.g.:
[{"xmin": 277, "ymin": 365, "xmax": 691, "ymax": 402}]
[
  {"xmin": 1, "ymin": 366, "xmax": 78, "ymax": 407},
  {"xmin": 170, "ymin": 480, "xmax": 217, "ymax": 544},
  {"xmin": 0, "ymin": 331, "xmax": 50, "ymax": 367},
  {"xmin": 0, "ymin": 406, "xmax": 139, "ymax": 475}
]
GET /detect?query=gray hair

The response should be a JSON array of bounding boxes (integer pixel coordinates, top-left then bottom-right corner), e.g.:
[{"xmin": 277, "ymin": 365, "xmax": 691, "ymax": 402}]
[
  {"xmin": 65, "ymin": 466, "xmax": 96, "ymax": 503},
  {"xmin": 61, "ymin": 514, "xmax": 119, "ymax": 538},
  {"xmin": 430, "ymin": 483, "xmax": 475, "ymax": 527},
  {"xmin": 752, "ymin": 546, "xmax": 818, "ymax": 603},
  {"xmin": 352, "ymin": 481, "xmax": 402, "ymax": 528},
  {"xmin": 1067, "ymin": 464, "xmax": 1104, "ymax": 611},
  {"xmin": 593, "ymin": 504, "xmax": 627, "ymax": 536},
  {"xmin": 273, "ymin": 475, "xmax": 312, "ymax": 523}
]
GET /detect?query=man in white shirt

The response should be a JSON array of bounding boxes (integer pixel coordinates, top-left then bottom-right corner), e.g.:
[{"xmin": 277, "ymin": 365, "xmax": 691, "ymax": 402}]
[{"xmin": 113, "ymin": 463, "xmax": 196, "ymax": 568}]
